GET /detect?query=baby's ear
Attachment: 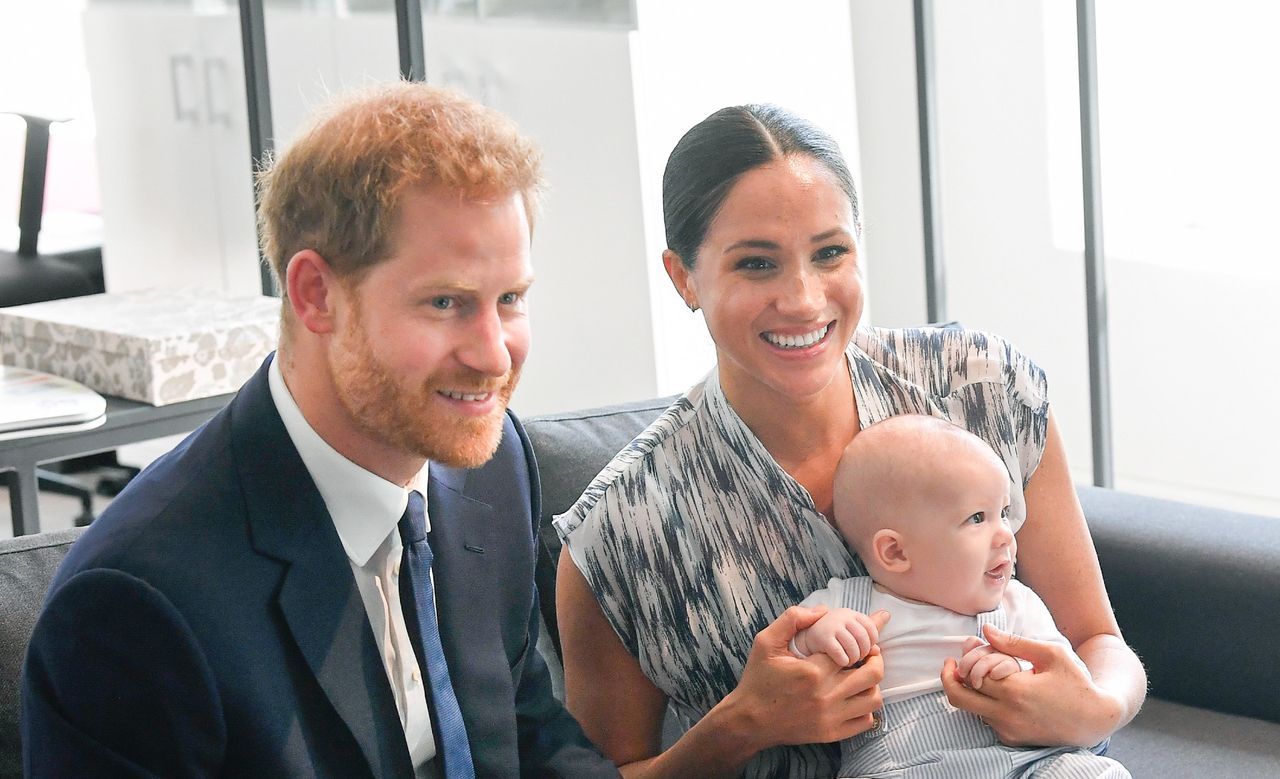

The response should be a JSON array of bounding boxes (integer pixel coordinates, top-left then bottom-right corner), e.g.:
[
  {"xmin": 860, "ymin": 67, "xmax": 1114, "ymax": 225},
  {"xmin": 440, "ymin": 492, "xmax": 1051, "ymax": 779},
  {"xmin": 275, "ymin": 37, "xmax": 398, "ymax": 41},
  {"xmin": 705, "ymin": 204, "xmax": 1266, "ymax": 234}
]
[{"xmin": 873, "ymin": 530, "xmax": 910, "ymax": 573}]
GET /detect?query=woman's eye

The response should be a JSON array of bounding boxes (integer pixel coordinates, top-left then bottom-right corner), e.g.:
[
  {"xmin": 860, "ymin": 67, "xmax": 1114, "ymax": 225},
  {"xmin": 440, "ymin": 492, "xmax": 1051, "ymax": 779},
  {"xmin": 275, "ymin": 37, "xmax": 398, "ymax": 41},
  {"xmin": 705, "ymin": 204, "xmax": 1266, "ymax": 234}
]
[
  {"xmin": 815, "ymin": 245, "xmax": 850, "ymax": 262},
  {"xmin": 736, "ymin": 256, "xmax": 774, "ymax": 272},
  {"xmin": 967, "ymin": 512, "xmax": 985, "ymax": 525}
]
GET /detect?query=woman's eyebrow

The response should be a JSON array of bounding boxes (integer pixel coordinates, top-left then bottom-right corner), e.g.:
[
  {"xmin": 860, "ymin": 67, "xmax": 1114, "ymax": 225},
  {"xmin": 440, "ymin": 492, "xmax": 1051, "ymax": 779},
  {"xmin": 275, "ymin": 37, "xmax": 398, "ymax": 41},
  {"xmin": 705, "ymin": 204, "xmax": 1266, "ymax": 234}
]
[
  {"xmin": 723, "ymin": 238, "xmax": 781, "ymax": 253},
  {"xmin": 810, "ymin": 228, "xmax": 849, "ymax": 242}
]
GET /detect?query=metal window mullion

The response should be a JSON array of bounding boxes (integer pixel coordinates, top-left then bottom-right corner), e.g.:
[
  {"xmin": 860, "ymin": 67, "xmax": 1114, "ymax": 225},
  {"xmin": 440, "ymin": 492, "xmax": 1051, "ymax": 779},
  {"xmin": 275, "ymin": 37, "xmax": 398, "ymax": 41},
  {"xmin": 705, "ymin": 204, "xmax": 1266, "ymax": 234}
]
[
  {"xmin": 239, "ymin": 0, "xmax": 276, "ymax": 296},
  {"xmin": 396, "ymin": 0, "xmax": 426, "ymax": 82},
  {"xmin": 1076, "ymin": 0, "xmax": 1114, "ymax": 488},
  {"xmin": 913, "ymin": 0, "xmax": 946, "ymax": 324}
]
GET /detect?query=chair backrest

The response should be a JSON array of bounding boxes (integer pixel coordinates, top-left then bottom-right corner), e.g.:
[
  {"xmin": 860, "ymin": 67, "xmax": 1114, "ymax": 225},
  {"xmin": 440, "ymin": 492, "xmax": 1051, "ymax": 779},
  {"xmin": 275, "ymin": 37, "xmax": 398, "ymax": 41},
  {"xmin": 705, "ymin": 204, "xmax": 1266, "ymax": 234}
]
[
  {"xmin": 4, "ymin": 114, "xmax": 63, "ymax": 257},
  {"xmin": 0, "ymin": 527, "xmax": 82, "ymax": 777}
]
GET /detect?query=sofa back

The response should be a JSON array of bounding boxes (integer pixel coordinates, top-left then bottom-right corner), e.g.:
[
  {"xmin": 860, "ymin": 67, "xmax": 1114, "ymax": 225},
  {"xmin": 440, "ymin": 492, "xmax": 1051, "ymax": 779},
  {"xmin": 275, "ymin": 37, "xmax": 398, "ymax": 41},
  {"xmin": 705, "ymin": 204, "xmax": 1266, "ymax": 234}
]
[
  {"xmin": 525, "ymin": 398, "xmax": 1280, "ymax": 726},
  {"xmin": 1080, "ymin": 486, "xmax": 1280, "ymax": 723},
  {"xmin": 523, "ymin": 397, "xmax": 675, "ymax": 656},
  {"xmin": 0, "ymin": 527, "xmax": 83, "ymax": 778}
]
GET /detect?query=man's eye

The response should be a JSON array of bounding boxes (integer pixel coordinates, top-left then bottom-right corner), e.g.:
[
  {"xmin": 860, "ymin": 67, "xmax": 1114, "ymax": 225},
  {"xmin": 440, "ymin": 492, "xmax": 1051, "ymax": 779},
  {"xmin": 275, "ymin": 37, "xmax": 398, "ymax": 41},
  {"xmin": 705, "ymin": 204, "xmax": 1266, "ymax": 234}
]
[
  {"xmin": 431, "ymin": 297, "xmax": 454, "ymax": 310},
  {"xmin": 498, "ymin": 292, "xmax": 522, "ymax": 305},
  {"xmin": 967, "ymin": 512, "xmax": 985, "ymax": 524}
]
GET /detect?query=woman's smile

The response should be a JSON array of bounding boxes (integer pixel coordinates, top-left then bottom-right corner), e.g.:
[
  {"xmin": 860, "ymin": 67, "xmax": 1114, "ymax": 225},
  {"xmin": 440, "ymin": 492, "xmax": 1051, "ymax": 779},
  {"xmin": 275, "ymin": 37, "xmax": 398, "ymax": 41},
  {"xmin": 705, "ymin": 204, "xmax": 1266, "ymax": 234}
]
[{"xmin": 761, "ymin": 321, "xmax": 833, "ymax": 351}]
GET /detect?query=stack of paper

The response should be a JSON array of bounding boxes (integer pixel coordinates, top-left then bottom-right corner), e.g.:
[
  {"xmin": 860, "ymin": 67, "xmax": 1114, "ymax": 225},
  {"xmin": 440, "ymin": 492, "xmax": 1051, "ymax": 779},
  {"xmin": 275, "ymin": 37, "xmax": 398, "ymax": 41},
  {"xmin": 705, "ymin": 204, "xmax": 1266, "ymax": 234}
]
[{"xmin": 0, "ymin": 365, "xmax": 107, "ymax": 441}]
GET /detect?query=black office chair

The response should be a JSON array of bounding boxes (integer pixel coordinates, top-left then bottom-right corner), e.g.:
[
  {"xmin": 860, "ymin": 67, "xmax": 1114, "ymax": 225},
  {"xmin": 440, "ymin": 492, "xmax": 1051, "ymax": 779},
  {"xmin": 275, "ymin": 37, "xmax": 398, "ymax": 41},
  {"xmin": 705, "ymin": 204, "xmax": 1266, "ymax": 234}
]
[
  {"xmin": 2, "ymin": 112, "xmax": 108, "ymax": 526},
  {"xmin": 0, "ymin": 113, "xmax": 103, "ymax": 307}
]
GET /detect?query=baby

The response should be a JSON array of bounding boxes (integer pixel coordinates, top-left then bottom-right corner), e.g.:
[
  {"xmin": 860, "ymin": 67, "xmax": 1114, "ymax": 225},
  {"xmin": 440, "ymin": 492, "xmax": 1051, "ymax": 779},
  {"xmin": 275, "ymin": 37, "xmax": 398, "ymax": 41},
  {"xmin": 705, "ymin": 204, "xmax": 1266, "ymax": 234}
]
[{"xmin": 791, "ymin": 414, "xmax": 1128, "ymax": 778}]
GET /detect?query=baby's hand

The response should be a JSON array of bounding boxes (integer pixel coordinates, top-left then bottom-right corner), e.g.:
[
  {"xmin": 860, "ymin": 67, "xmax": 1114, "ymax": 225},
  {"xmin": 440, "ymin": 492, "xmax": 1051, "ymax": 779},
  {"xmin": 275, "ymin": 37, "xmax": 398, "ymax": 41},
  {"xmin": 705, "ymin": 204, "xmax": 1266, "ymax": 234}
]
[
  {"xmin": 790, "ymin": 608, "xmax": 885, "ymax": 667},
  {"xmin": 956, "ymin": 635, "xmax": 1024, "ymax": 690}
]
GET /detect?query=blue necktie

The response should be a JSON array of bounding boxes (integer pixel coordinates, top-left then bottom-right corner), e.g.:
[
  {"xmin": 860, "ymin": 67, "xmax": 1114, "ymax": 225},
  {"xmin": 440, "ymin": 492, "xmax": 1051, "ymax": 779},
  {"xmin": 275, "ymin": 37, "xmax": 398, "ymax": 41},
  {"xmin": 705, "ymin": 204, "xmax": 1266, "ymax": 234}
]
[{"xmin": 398, "ymin": 490, "xmax": 476, "ymax": 779}]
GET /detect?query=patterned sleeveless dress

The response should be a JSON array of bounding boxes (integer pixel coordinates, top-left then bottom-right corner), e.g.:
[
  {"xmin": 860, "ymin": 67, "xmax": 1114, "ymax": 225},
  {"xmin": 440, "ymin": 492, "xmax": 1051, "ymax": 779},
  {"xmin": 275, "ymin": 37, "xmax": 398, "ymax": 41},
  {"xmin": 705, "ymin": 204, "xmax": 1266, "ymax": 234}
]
[{"xmin": 554, "ymin": 327, "xmax": 1050, "ymax": 778}]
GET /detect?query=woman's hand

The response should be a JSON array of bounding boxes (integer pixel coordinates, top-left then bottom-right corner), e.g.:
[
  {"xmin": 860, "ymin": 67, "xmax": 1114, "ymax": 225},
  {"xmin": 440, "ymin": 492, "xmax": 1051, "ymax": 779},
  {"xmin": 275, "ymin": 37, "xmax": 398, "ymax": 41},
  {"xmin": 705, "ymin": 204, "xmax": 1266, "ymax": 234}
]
[
  {"xmin": 720, "ymin": 605, "xmax": 890, "ymax": 751},
  {"xmin": 941, "ymin": 624, "xmax": 1125, "ymax": 748},
  {"xmin": 955, "ymin": 634, "xmax": 1023, "ymax": 690},
  {"xmin": 559, "ymin": 554, "xmax": 889, "ymax": 778},
  {"xmin": 995, "ymin": 412, "xmax": 1146, "ymax": 745},
  {"xmin": 791, "ymin": 607, "xmax": 886, "ymax": 667}
]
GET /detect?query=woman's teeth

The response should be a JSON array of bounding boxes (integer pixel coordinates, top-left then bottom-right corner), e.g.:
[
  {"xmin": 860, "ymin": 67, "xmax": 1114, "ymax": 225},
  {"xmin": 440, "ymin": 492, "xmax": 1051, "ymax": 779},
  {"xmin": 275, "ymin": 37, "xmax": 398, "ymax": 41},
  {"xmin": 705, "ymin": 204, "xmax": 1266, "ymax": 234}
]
[{"xmin": 764, "ymin": 323, "xmax": 830, "ymax": 350}]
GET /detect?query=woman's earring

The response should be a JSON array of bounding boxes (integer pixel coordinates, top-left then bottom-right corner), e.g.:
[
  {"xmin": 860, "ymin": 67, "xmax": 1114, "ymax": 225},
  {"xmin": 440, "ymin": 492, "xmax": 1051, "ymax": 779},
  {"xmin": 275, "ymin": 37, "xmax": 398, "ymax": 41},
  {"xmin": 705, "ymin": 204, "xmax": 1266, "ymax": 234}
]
[{"xmin": 688, "ymin": 302, "xmax": 699, "ymax": 313}]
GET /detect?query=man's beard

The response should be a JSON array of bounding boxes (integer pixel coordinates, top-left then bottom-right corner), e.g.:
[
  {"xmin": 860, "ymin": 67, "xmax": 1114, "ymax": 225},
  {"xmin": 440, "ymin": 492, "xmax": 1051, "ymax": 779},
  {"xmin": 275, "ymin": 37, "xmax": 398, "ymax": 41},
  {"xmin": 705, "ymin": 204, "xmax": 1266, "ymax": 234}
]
[{"xmin": 330, "ymin": 314, "xmax": 518, "ymax": 469}]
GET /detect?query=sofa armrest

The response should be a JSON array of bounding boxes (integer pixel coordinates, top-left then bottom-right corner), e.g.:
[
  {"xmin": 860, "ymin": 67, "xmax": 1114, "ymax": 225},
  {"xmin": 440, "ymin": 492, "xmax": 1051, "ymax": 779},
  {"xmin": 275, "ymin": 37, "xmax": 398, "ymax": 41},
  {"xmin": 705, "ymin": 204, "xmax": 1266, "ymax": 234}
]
[
  {"xmin": 1, "ymin": 527, "xmax": 85, "ymax": 775},
  {"xmin": 1079, "ymin": 486, "xmax": 1280, "ymax": 724}
]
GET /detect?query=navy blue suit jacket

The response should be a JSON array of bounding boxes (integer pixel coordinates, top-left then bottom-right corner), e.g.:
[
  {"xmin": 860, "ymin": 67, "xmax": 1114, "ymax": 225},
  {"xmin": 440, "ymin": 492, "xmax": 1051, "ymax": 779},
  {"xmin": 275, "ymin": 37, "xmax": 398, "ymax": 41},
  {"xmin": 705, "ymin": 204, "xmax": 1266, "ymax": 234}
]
[{"xmin": 21, "ymin": 357, "xmax": 617, "ymax": 778}]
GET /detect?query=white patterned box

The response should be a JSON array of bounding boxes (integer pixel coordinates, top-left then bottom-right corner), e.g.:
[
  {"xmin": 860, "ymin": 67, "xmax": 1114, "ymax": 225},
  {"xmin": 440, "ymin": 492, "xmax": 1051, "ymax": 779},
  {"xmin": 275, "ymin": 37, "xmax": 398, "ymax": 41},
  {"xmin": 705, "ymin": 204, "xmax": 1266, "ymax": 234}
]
[{"xmin": 0, "ymin": 289, "xmax": 279, "ymax": 406}]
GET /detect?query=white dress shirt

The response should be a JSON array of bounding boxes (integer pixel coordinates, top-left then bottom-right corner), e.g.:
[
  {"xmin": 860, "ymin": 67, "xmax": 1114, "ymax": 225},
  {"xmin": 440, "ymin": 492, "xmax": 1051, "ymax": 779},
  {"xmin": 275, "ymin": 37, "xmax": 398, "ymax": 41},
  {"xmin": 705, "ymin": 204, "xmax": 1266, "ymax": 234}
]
[{"xmin": 268, "ymin": 358, "xmax": 436, "ymax": 775}]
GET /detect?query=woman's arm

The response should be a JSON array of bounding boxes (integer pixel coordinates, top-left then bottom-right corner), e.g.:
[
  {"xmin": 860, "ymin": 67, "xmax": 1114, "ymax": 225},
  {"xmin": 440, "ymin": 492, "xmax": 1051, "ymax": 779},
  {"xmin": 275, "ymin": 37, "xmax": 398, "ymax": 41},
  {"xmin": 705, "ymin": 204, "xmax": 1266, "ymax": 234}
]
[
  {"xmin": 557, "ymin": 550, "xmax": 886, "ymax": 777},
  {"xmin": 941, "ymin": 411, "xmax": 1147, "ymax": 746}
]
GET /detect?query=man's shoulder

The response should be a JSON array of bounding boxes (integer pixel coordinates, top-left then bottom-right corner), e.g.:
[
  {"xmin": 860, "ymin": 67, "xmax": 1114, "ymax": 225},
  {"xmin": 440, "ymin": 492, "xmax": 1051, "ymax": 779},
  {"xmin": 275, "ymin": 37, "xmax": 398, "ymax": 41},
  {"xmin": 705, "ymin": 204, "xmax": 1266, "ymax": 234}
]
[{"xmin": 52, "ymin": 414, "xmax": 249, "ymax": 591}]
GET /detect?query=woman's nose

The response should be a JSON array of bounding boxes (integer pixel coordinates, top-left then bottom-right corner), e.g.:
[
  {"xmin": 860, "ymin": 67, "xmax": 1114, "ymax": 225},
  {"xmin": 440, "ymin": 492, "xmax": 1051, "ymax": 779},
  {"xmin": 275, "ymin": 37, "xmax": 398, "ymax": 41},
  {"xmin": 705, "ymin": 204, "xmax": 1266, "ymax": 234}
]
[{"xmin": 776, "ymin": 267, "xmax": 825, "ymax": 317}]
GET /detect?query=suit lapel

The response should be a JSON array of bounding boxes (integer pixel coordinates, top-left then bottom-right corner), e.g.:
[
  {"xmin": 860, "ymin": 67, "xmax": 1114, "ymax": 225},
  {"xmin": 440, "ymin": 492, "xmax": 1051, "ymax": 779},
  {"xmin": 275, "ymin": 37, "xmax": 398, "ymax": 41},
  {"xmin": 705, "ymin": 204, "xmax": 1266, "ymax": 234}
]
[
  {"xmin": 277, "ymin": 531, "xmax": 406, "ymax": 777},
  {"xmin": 427, "ymin": 467, "xmax": 510, "ymax": 762},
  {"xmin": 427, "ymin": 467, "xmax": 496, "ymax": 634},
  {"xmin": 231, "ymin": 357, "xmax": 410, "ymax": 778}
]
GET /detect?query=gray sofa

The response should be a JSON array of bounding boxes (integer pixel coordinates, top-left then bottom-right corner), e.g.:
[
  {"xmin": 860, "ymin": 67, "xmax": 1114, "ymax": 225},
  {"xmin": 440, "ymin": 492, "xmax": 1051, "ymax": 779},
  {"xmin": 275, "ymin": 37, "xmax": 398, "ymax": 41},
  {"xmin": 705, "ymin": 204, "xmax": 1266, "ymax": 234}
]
[
  {"xmin": 3, "ymin": 398, "xmax": 1279, "ymax": 777},
  {"xmin": 523, "ymin": 398, "xmax": 1280, "ymax": 777}
]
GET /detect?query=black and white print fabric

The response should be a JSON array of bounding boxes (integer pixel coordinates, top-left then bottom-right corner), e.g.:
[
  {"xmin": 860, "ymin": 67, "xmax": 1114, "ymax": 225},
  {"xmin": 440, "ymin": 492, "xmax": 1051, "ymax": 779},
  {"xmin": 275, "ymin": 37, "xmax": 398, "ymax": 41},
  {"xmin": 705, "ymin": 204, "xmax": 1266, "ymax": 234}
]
[{"xmin": 554, "ymin": 327, "xmax": 1050, "ymax": 779}]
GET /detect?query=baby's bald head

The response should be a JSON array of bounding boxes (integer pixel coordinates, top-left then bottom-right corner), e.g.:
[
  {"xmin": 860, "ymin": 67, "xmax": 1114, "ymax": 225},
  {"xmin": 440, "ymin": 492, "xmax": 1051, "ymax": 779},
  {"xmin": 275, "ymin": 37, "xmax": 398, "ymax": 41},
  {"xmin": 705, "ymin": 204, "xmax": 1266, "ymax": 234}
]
[{"xmin": 833, "ymin": 415, "xmax": 1009, "ymax": 577}]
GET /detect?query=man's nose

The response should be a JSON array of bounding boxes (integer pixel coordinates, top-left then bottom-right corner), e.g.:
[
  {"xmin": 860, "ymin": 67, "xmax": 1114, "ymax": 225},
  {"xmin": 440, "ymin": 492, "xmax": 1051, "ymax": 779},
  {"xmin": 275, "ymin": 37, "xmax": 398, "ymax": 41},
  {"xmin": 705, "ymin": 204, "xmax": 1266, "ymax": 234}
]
[{"xmin": 458, "ymin": 309, "xmax": 512, "ymax": 378}]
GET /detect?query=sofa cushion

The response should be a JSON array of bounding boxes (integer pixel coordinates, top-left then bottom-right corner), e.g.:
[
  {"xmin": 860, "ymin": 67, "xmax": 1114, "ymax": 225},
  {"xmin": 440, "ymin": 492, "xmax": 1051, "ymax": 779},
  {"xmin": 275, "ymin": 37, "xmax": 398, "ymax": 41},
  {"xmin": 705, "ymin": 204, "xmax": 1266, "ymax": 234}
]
[
  {"xmin": 1108, "ymin": 697, "xmax": 1280, "ymax": 775},
  {"xmin": 0, "ymin": 527, "xmax": 83, "ymax": 777},
  {"xmin": 1080, "ymin": 485, "xmax": 1280, "ymax": 724},
  {"xmin": 524, "ymin": 397, "xmax": 675, "ymax": 655}
]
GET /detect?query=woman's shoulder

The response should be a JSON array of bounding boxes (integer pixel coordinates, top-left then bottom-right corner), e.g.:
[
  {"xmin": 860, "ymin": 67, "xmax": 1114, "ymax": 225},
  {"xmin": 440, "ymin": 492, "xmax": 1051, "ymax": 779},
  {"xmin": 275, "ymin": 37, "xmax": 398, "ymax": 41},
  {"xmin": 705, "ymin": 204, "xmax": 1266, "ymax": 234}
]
[
  {"xmin": 552, "ymin": 381, "xmax": 710, "ymax": 541},
  {"xmin": 851, "ymin": 325, "xmax": 1048, "ymax": 411}
]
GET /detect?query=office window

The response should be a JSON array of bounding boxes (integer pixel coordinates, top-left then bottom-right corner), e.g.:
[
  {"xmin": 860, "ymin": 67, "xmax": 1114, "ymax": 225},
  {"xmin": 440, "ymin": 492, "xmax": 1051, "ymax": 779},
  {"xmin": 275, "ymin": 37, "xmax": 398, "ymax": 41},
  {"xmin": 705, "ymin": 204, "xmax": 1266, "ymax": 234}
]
[{"xmin": 1044, "ymin": 0, "xmax": 1280, "ymax": 515}]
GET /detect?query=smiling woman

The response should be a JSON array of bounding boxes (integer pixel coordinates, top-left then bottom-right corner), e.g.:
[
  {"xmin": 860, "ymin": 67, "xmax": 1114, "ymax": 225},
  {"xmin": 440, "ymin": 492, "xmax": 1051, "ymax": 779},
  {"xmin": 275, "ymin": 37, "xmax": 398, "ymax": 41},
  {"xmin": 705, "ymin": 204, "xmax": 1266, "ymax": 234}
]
[
  {"xmin": 553, "ymin": 103, "xmax": 1146, "ymax": 779},
  {"xmin": 663, "ymin": 154, "xmax": 863, "ymax": 451}
]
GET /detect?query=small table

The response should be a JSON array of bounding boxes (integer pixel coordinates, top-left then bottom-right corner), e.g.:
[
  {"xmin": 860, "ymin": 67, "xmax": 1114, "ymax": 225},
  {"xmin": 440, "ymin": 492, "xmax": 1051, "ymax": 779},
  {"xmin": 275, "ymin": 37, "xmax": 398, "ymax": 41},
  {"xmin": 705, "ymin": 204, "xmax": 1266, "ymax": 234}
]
[{"xmin": 1, "ymin": 392, "xmax": 233, "ymax": 536}]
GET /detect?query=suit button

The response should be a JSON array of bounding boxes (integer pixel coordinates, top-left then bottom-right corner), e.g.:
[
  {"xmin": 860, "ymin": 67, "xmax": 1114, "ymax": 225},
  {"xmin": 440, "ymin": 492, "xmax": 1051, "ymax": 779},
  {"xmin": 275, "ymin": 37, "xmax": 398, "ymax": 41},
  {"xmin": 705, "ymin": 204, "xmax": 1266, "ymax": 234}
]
[{"xmin": 411, "ymin": 668, "xmax": 422, "ymax": 684}]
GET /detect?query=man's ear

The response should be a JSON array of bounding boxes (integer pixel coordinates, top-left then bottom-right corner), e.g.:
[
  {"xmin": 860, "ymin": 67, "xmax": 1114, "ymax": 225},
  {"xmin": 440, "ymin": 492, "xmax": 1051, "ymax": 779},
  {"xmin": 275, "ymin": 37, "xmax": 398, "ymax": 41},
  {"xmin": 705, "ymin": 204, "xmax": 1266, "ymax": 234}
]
[
  {"xmin": 285, "ymin": 249, "xmax": 340, "ymax": 336},
  {"xmin": 662, "ymin": 250, "xmax": 699, "ymax": 311},
  {"xmin": 872, "ymin": 529, "xmax": 911, "ymax": 574}
]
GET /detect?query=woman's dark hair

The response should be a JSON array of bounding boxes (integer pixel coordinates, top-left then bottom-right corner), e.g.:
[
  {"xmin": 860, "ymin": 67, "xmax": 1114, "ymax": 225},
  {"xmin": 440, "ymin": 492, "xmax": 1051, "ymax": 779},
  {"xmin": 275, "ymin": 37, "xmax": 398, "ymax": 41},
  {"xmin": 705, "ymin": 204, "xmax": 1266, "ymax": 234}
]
[{"xmin": 662, "ymin": 104, "xmax": 860, "ymax": 268}]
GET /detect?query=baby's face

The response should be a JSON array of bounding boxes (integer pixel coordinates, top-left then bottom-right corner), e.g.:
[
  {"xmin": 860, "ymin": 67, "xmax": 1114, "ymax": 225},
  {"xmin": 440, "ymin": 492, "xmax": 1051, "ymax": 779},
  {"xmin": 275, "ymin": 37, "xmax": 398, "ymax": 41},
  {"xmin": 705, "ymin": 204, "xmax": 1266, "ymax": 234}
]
[{"xmin": 896, "ymin": 454, "xmax": 1016, "ymax": 615}]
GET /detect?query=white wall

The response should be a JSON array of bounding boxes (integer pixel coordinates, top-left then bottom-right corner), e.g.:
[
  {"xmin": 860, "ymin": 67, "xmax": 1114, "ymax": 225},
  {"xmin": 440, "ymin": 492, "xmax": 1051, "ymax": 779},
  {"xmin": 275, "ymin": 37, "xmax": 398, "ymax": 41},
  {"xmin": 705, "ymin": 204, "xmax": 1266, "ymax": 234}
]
[
  {"xmin": 416, "ymin": 18, "xmax": 662, "ymax": 417},
  {"xmin": 630, "ymin": 0, "xmax": 861, "ymax": 398}
]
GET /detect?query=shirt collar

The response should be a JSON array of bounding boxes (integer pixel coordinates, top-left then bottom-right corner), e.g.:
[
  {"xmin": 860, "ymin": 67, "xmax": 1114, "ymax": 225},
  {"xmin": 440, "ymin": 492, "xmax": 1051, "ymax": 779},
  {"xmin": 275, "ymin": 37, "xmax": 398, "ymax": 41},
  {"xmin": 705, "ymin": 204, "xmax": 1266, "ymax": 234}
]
[{"xmin": 268, "ymin": 356, "xmax": 430, "ymax": 567}]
